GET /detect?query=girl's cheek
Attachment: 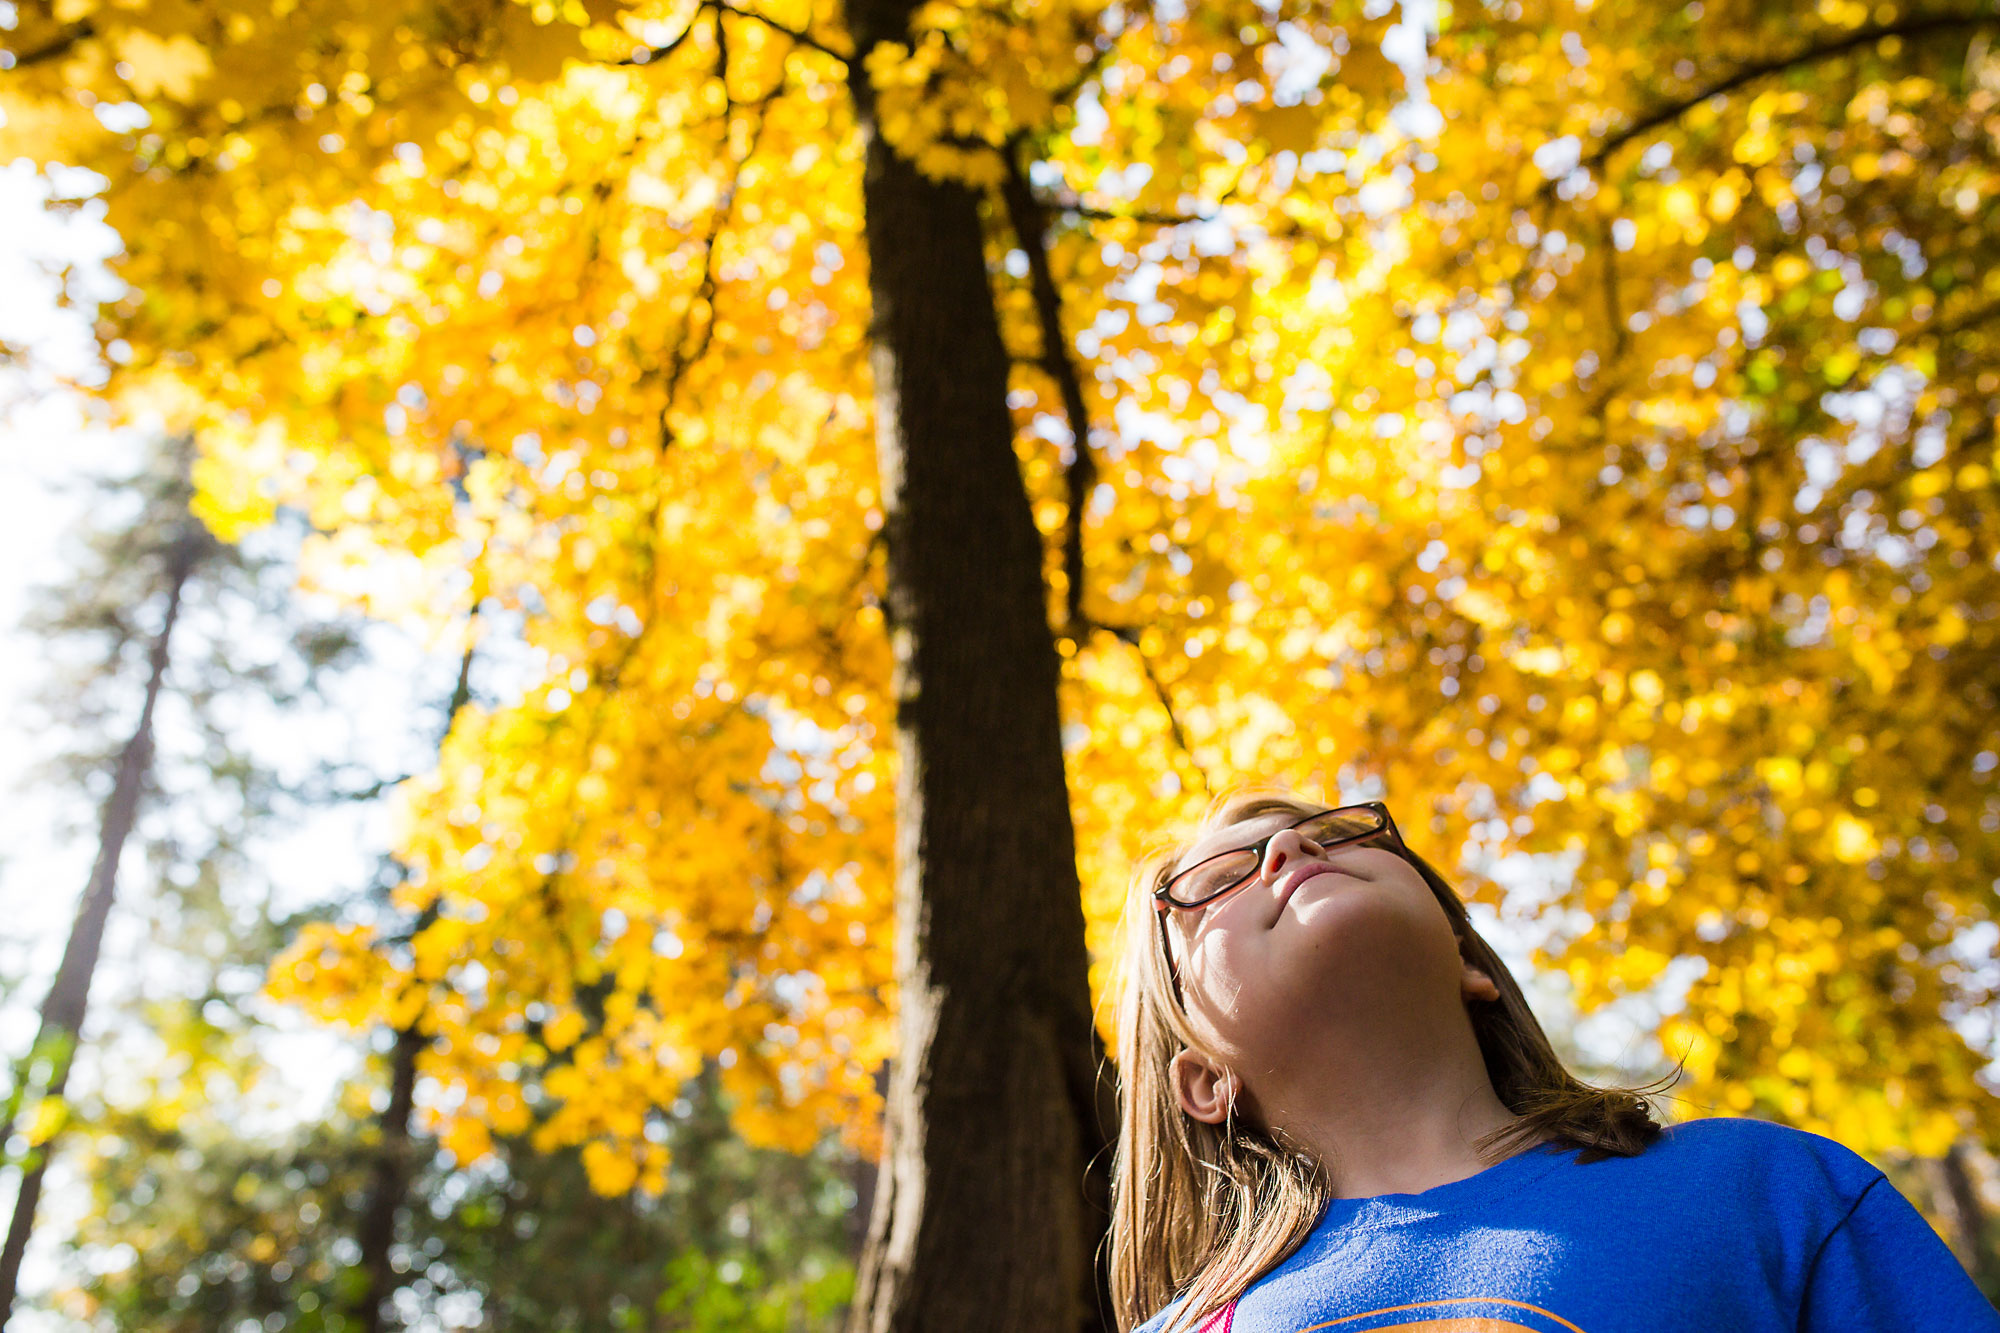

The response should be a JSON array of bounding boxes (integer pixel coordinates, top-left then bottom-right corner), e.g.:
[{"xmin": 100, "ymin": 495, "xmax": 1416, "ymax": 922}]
[{"xmin": 1189, "ymin": 929, "xmax": 1265, "ymax": 1028}]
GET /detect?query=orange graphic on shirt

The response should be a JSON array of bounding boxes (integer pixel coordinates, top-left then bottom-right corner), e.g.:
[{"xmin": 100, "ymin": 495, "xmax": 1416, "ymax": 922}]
[{"xmin": 1297, "ymin": 1297, "xmax": 1590, "ymax": 1333}]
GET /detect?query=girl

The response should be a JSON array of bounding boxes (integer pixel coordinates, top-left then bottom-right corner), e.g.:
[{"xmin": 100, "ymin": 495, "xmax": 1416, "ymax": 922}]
[{"xmin": 1111, "ymin": 787, "xmax": 1998, "ymax": 1333}]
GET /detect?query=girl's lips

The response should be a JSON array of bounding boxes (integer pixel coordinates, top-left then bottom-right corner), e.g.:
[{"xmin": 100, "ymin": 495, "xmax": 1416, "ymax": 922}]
[{"xmin": 1276, "ymin": 863, "xmax": 1344, "ymax": 911}]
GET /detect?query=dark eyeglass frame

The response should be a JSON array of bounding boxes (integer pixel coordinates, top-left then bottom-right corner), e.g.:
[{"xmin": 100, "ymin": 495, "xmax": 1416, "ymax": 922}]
[
  {"xmin": 1151, "ymin": 801, "xmax": 1405, "ymax": 1009},
  {"xmin": 1153, "ymin": 801, "xmax": 1402, "ymax": 912}
]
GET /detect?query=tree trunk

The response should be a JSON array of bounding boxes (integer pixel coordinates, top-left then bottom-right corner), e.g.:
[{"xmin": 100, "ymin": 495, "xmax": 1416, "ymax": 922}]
[
  {"xmin": 1933, "ymin": 1140, "xmax": 1995, "ymax": 1290},
  {"xmin": 351, "ymin": 1022, "xmax": 426, "ymax": 1333},
  {"xmin": 843, "ymin": 18, "xmax": 1115, "ymax": 1332},
  {"xmin": 0, "ymin": 526, "xmax": 200, "ymax": 1327},
  {"xmin": 349, "ymin": 643, "xmax": 477, "ymax": 1333}
]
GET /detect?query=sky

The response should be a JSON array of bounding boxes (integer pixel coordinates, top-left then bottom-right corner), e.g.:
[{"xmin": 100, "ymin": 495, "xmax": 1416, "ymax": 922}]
[
  {"xmin": 0, "ymin": 158, "xmax": 414, "ymax": 1326},
  {"xmin": 0, "ymin": 158, "xmax": 147, "ymax": 1326}
]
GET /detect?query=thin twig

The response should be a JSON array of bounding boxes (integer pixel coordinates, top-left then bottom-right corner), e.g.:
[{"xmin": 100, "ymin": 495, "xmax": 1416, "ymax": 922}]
[
  {"xmin": 1087, "ymin": 615, "xmax": 1211, "ymax": 792},
  {"xmin": 299, "ymin": 772, "xmax": 420, "ymax": 804},
  {"xmin": 1053, "ymin": 201, "xmax": 1211, "ymax": 227},
  {"xmin": 1041, "ymin": 154, "xmax": 1258, "ymax": 232}
]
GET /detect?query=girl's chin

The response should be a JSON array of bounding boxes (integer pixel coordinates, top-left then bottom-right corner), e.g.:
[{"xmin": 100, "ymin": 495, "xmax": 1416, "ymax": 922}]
[
  {"xmin": 1281, "ymin": 878, "xmax": 1413, "ymax": 933},
  {"xmin": 1277, "ymin": 905, "xmax": 1462, "ymax": 988}
]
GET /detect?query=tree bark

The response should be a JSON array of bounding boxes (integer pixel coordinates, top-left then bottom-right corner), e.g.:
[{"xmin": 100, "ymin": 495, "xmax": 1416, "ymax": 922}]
[
  {"xmin": 843, "ymin": 15, "xmax": 1115, "ymax": 1332},
  {"xmin": 1933, "ymin": 1140, "xmax": 1995, "ymax": 1290},
  {"xmin": 351, "ymin": 1020, "xmax": 426, "ymax": 1333},
  {"xmin": 0, "ymin": 525, "xmax": 200, "ymax": 1327}
]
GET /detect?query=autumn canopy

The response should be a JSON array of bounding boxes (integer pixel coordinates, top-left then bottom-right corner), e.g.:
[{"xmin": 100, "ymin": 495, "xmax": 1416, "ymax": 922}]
[{"xmin": 2, "ymin": 0, "xmax": 1997, "ymax": 1322}]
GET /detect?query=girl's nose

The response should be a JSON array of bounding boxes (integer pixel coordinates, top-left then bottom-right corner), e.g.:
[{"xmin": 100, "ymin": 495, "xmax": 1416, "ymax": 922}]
[{"xmin": 1261, "ymin": 827, "xmax": 1311, "ymax": 880}]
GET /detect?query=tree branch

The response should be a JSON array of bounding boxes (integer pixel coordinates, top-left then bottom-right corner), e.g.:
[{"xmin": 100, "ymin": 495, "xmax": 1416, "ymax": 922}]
[
  {"xmin": 295, "ymin": 771, "xmax": 419, "ymax": 804},
  {"xmin": 999, "ymin": 144, "xmax": 1100, "ymax": 635},
  {"xmin": 717, "ymin": 2, "xmax": 853, "ymax": 64},
  {"xmin": 1052, "ymin": 200, "xmax": 1212, "ymax": 227},
  {"xmin": 998, "ymin": 140, "xmax": 1209, "ymax": 789},
  {"xmin": 612, "ymin": 1, "xmax": 850, "ymax": 68},
  {"xmin": 1585, "ymin": 12, "xmax": 2000, "ymax": 170},
  {"xmin": 1047, "ymin": 30, "xmax": 1119, "ymax": 111},
  {"xmin": 1040, "ymin": 157, "xmax": 1258, "ymax": 234},
  {"xmin": 615, "ymin": 14, "xmax": 700, "ymax": 65},
  {"xmin": 1127, "ymin": 627, "xmax": 1206, "ymax": 786},
  {"xmin": 652, "ymin": 83, "xmax": 784, "ymax": 453},
  {"xmin": 1080, "ymin": 614, "xmax": 1211, "ymax": 791},
  {"xmin": 1928, "ymin": 295, "xmax": 2000, "ymax": 344},
  {"xmin": 1599, "ymin": 216, "xmax": 1629, "ymax": 365},
  {"xmin": 1, "ymin": 21, "xmax": 95, "ymax": 72}
]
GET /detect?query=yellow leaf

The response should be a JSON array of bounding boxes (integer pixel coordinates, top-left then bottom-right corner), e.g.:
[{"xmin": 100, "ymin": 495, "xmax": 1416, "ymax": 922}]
[
  {"xmin": 581, "ymin": 1139, "xmax": 640, "ymax": 1196},
  {"xmin": 1909, "ymin": 467, "xmax": 1949, "ymax": 498},
  {"xmin": 1252, "ymin": 103, "xmax": 1320, "ymax": 156},
  {"xmin": 440, "ymin": 1115, "xmax": 495, "ymax": 1165},
  {"xmin": 1830, "ymin": 814, "xmax": 1878, "ymax": 863},
  {"xmin": 25, "ymin": 1096, "xmax": 69, "ymax": 1146},
  {"xmin": 543, "ymin": 1007, "xmax": 586, "ymax": 1052},
  {"xmin": 111, "ymin": 30, "xmax": 214, "ymax": 100}
]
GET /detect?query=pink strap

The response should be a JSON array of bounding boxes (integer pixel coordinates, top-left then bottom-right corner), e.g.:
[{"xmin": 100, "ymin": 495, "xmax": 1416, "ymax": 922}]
[{"xmin": 1197, "ymin": 1301, "xmax": 1236, "ymax": 1333}]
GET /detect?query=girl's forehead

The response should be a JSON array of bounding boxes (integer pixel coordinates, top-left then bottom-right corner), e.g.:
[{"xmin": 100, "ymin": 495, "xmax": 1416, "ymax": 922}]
[{"xmin": 1174, "ymin": 809, "xmax": 1300, "ymax": 869}]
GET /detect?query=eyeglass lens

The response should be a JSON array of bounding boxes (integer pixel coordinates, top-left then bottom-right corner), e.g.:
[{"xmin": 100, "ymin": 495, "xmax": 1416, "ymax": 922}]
[{"xmin": 1169, "ymin": 807, "xmax": 1388, "ymax": 905}]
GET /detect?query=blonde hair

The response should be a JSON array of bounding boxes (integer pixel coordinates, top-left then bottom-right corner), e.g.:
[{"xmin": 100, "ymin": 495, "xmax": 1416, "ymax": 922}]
[{"xmin": 1108, "ymin": 787, "xmax": 1666, "ymax": 1332}]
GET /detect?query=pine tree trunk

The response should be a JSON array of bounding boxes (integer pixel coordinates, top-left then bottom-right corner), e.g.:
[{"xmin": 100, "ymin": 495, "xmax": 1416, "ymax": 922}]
[
  {"xmin": 349, "ymin": 643, "xmax": 477, "ymax": 1333},
  {"xmin": 351, "ymin": 1022, "xmax": 425, "ymax": 1333},
  {"xmin": 843, "ymin": 17, "xmax": 1114, "ymax": 1331},
  {"xmin": 0, "ymin": 525, "xmax": 200, "ymax": 1326}
]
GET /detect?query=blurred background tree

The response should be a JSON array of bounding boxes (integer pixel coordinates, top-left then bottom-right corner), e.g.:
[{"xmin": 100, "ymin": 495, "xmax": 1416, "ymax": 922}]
[
  {"xmin": 0, "ymin": 432, "xmax": 361, "ymax": 1316},
  {"xmin": 3, "ymin": 0, "xmax": 1998, "ymax": 1326},
  {"xmin": 0, "ymin": 437, "xmax": 205, "ymax": 1312}
]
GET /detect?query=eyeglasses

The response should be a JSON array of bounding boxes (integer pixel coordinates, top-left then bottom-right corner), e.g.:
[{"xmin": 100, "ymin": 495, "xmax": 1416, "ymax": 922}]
[{"xmin": 1153, "ymin": 802, "xmax": 1402, "ymax": 912}]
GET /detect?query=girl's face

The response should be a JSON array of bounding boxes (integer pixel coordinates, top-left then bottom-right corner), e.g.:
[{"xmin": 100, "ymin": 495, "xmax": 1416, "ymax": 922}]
[{"xmin": 1160, "ymin": 810, "xmax": 1497, "ymax": 1124}]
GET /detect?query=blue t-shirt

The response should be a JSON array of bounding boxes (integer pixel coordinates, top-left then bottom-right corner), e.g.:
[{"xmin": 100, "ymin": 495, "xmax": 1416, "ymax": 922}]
[{"xmin": 1136, "ymin": 1117, "xmax": 1997, "ymax": 1333}]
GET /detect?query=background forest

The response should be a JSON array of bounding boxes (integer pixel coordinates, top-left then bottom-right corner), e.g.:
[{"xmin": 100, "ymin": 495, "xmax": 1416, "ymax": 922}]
[{"xmin": 1, "ymin": 0, "xmax": 1998, "ymax": 1327}]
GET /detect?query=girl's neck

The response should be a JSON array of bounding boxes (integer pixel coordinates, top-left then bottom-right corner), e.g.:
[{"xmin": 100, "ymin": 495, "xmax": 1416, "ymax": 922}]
[{"xmin": 1257, "ymin": 1015, "xmax": 1526, "ymax": 1200}]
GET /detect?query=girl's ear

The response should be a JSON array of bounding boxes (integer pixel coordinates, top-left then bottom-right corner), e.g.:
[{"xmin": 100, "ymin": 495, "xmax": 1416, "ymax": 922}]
[
  {"xmin": 1460, "ymin": 960, "xmax": 1501, "ymax": 1003},
  {"xmin": 1454, "ymin": 932, "xmax": 1502, "ymax": 1003},
  {"xmin": 1169, "ymin": 1048, "xmax": 1236, "ymax": 1125}
]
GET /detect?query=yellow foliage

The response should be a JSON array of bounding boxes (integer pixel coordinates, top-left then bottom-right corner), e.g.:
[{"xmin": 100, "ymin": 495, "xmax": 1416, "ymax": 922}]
[{"xmin": 2, "ymin": 0, "xmax": 1993, "ymax": 1185}]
